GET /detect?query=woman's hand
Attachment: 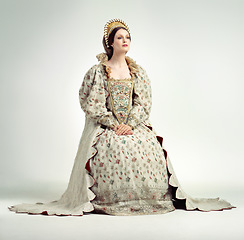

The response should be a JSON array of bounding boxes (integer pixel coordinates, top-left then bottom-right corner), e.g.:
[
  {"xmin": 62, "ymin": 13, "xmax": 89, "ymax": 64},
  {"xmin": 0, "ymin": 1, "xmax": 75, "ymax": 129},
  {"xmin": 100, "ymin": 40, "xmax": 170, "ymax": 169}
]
[{"xmin": 113, "ymin": 124, "xmax": 133, "ymax": 135}]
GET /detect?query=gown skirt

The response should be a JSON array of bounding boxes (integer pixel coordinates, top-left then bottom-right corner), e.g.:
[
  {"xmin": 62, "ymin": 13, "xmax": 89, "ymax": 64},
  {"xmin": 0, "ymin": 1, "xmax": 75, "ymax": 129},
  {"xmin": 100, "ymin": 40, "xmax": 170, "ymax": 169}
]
[{"xmin": 89, "ymin": 123, "xmax": 176, "ymax": 216}]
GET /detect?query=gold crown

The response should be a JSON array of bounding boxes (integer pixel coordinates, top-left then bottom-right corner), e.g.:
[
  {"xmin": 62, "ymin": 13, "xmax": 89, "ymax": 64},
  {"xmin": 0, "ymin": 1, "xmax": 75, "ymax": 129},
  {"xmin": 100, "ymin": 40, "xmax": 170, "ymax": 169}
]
[{"xmin": 104, "ymin": 18, "xmax": 130, "ymax": 48}]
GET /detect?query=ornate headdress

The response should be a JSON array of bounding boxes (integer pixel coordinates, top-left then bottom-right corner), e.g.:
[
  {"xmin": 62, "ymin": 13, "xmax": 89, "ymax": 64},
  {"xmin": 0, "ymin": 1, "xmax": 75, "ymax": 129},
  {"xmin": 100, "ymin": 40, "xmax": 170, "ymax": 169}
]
[{"xmin": 104, "ymin": 18, "xmax": 130, "ymax": 48}]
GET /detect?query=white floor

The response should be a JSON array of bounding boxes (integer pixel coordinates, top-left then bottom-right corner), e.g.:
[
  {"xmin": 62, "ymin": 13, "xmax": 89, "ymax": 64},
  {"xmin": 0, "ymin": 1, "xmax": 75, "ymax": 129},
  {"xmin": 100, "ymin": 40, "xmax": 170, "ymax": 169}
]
[{"xmin": 1, "ymin": 189, "xmax": 244, "ymax": 240}]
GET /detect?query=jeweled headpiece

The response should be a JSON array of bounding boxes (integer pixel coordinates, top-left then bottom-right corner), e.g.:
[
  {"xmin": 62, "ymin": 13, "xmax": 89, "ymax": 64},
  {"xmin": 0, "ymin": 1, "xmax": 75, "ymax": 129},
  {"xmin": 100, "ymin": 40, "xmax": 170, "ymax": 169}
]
[{"xmin": 104, "ymin": 18, "xmax": 130, "ymax": 48}]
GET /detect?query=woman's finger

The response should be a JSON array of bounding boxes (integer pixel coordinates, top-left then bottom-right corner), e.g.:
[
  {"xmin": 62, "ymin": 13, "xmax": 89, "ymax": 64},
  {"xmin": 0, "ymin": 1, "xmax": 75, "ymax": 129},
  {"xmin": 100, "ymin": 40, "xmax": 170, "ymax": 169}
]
[
  {"xmin": 119, "ymin": 128, "xmax": 133, "ymax": 135},
  {"xmin": 116, "ymin": 125, "xmax": 126, "ymax": 134},
  {"xmin": 116, "ymin": 124, "xmax": 133, "ymax": 135}
]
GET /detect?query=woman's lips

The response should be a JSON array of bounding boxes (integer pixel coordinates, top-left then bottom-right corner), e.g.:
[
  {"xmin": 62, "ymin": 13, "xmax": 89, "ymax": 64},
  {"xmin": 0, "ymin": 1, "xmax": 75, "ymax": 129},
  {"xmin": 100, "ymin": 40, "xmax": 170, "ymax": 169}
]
[{"xmin": 123, "ymin": 44, "xmax": 128, "ymax": 47}]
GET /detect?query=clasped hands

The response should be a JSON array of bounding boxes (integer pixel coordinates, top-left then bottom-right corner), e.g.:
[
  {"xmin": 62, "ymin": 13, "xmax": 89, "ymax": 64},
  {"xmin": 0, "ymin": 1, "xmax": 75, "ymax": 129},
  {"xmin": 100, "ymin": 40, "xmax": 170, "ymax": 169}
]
[{"xmin": 112, "ymin": 123, "xmax": 133, "ymax": 135}]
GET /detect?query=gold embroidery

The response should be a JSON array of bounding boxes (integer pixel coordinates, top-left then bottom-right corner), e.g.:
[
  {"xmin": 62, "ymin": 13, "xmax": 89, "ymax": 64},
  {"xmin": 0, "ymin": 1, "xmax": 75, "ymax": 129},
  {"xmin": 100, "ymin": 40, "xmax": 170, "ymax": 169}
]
[{"xmin": 107, "ymin": 78, "xmax": 134, "ymax": 124}]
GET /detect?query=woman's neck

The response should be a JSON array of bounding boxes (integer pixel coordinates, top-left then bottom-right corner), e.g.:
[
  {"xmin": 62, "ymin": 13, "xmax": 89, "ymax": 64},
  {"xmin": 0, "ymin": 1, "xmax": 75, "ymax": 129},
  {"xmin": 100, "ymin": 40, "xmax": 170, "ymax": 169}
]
[{"xmin": 108, "ymin": 52, "xmax": 127, "ymax": 68}]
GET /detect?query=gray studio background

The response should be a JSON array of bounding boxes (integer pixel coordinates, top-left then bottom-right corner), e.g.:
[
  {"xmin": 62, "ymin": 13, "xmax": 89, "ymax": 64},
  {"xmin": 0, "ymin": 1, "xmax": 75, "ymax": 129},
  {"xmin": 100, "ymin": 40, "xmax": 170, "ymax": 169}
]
[{"xmin": 1, "ymin": 0, "xmax": 243, "ymax": 202}]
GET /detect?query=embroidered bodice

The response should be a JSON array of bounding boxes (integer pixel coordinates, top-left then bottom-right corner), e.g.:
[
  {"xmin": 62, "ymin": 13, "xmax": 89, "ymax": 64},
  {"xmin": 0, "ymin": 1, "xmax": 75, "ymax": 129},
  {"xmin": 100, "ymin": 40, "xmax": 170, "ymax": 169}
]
[
  {"xmin": 96, "ymin": 52, "xmax": 139, "ymax": 125},
  {"xmin": 106, "ymin": 77, "xmax": 134, "ymax": 124}
]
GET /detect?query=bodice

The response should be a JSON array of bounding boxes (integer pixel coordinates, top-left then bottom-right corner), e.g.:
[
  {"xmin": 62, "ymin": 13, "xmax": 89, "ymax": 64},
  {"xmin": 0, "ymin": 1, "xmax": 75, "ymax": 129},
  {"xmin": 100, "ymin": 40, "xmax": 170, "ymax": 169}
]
[
  {"xmin": 106, "ymin": 77, "xmax": 134, "ymax": 124},
  {"xmin": 95, "ymin": 52, "xmax": 139, "ymax": 126}
]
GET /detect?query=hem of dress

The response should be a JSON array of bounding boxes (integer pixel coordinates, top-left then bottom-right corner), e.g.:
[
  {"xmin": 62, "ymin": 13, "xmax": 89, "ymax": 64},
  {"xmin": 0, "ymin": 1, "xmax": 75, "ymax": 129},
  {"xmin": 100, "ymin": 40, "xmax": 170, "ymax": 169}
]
[
  {"xmin": 93, "ymin": 206, "xmax": 176, "ymax": 216},
  {"xmin": 143, "ymin": 124, "xmax": 237, "ymax": 212},
  {"xmin": 8, "ymin": 126, "xmax": 106, "ymax": 217},
  {"xmin": 91, "ymin": 197, "xmax": 176, "ymax": 216},
  {"xmin": 8, "ymin": 201, "xmax": 94, "ymax": 216}
]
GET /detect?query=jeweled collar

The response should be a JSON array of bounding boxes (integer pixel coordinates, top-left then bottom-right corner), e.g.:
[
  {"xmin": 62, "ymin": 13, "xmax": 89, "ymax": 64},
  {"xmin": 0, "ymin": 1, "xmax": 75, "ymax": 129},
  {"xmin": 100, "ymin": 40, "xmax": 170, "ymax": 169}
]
[{"xmin": 96, "ymin": 52, "xmax": 139, "ymax": 79}]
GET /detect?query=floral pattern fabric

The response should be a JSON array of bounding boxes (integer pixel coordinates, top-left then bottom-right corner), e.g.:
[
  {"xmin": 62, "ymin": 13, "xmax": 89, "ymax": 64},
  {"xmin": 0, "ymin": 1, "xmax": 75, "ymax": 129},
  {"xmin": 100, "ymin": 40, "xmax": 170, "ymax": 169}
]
[
  {"xmin": 82, "ymin": 53, "xmax": 175, "ymax": 215},
  {"xmin": 79, "ymin": 65, "xmax": 119, "ymax": 129},
  {"xmin": 90, "ymin": 124, "xmax": 175, "ymax": 215}
]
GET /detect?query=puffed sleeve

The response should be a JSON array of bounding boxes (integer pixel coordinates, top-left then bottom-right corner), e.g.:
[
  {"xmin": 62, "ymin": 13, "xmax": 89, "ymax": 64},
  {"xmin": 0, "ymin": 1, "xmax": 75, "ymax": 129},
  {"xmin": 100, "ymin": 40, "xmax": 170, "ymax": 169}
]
[
  {"xmin": 126, "ymin": 66, "xmax": 152, "ymax": 129},
  {"xmin": 79, "ymin": 65, "xmax": 118, "ymax": 129}
]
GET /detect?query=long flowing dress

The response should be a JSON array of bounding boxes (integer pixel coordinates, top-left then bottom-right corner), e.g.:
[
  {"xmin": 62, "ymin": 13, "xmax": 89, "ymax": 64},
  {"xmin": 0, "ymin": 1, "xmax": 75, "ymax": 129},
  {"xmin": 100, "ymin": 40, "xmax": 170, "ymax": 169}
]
[{"xmin": 8, "ymin": 52, "xmax": 236, "ymax": 216}]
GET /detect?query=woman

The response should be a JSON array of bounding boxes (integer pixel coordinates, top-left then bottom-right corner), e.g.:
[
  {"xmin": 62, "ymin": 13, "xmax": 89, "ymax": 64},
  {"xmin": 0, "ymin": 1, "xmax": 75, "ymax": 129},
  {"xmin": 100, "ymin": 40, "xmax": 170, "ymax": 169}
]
[{"xmin": 8, "ymin": 19, "xmax": 236, "ymax": 216}]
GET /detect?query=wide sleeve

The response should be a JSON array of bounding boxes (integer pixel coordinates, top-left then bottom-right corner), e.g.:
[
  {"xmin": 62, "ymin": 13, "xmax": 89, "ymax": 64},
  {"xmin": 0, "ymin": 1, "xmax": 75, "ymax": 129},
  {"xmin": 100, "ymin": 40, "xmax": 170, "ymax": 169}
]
[
  {"xmin": 79, "ymin": 65, "xmax": 118, "ymax": 129},
  {"xmin": 126, "ymin": 66, "xmax": 152, "ymax": 129}
]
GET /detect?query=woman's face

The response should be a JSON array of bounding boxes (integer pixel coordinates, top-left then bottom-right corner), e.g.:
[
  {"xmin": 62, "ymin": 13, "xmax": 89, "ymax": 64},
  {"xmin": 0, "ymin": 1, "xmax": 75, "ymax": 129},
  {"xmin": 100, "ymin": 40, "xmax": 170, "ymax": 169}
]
[{"xmin": 111, "ymin": 28, "xmax": 131, "ymax": 54}]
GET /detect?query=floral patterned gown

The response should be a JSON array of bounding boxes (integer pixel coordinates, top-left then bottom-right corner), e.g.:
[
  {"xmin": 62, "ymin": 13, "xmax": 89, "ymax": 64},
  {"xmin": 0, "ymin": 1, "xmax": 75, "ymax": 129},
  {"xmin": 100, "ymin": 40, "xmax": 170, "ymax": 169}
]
[{"xmin": 89, "ymin": 76, "xmax": 175, "ymax": 215}]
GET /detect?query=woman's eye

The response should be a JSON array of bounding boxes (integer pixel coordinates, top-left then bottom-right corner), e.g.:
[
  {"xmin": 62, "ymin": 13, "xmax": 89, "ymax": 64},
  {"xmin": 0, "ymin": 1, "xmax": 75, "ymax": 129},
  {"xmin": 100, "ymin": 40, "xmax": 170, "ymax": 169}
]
[{"xmin": 118, "ymin": 37, "xmax": 130, "ymax": 39}]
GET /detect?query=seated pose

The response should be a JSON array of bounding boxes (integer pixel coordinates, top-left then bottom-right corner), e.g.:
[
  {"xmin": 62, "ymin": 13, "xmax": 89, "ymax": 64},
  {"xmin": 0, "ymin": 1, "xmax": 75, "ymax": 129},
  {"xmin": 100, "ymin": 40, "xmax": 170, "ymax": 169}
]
[{"xmin": 8, "ymin": 19, "xmax": 236, "ymax": 216}]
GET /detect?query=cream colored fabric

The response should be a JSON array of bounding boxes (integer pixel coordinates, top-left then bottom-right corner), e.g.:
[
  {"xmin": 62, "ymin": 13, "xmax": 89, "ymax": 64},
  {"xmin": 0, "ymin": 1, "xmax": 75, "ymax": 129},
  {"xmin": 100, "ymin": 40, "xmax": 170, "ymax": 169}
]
[
  {"xmin": 90, "ymin": 123, "xmax": 176, "ymax": 216},
  {"xmin": 8, "ymin": 53, "xmax": 236, "ymax": 216}
]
